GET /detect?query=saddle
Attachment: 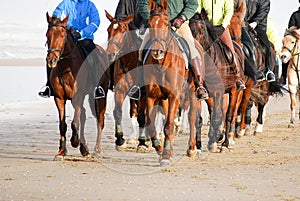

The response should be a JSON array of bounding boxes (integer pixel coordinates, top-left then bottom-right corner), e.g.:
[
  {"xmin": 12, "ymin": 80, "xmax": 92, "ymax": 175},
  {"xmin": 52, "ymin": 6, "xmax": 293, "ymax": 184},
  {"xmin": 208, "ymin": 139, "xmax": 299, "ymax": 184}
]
[{"xmin": 215, "ymin": 39, "xmax": 234, "ymax": 65}]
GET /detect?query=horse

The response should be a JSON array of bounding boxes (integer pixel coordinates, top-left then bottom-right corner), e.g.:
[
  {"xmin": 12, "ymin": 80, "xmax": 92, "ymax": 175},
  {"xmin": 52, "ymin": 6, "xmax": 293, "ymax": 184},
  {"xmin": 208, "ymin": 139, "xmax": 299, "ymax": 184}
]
[
  {"xmin": 105, "ymin": 10, "xmax": 141, "ymax": 150},
  {"xmin": 228, "ymin": 8, "xmax": 283, "ymax": 136},
  {"xmin": 189, "ymin": 10, "xmax": 243, "ymax": 152},
  {"xmin": 140, "ymin": 0, "xmax": 200, "ymax": 165},
  {"xmin": 45, "ymin": 13, "xmax": 109, "ymax": 159},
  {"xmin": 280, "ymin": 27, "xmax": 300, "ymax": 128}
]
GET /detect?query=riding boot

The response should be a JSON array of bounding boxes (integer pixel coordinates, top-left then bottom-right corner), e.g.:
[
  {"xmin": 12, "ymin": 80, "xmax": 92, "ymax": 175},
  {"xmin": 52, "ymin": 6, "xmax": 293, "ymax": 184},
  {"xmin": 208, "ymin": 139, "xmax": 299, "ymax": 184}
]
[
  {"xmin": 264, "ymin": 56, "xmax": 276, "ymax": 82},
  {"xmin": 233, "ymin": 56, "xmax": 246, "ymax": 91},
  {"xmin": 94, "ymin": 85, "xmax": 105, "ymax": 99},
  {"xmin": 128, "ymin": 59, "xmax": 142, "ymax": 100},
  {"xmin": 38, "ymin": 65, "xmax": 53, "ymax": 98},
  {"xmin": 246, "ymin": 46, "xmax": 265, "ymax": 82},
  {"xmin": 192, "ymin": 57, "xmax": 209, "ymax": 100}
]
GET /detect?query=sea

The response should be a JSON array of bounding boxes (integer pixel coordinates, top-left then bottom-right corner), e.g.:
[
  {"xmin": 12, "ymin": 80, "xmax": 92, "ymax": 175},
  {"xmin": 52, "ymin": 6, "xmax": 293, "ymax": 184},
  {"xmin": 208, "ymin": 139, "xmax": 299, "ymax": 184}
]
[{"xmin": 0, "ymin": 0, "xmax": 296, "ymax": 105}]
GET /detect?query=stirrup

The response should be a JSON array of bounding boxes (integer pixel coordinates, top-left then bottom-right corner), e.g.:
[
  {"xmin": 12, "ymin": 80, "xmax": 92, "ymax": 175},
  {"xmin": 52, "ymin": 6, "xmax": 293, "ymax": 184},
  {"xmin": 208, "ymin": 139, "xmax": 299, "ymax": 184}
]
[
  {"xmin": 94, "ymin": 86, "xmax": 105, "ymax": 99},
  {"xmin": 196, "ymin": 86, "xmax": 209, "ymax": 100},
  {"xmin": 38, "ymin": 86, "xmax": 51, "ymax": 98},
  {"xmin": 128, "ymin": 85, "xmax": 141, "ymax": 100},
  {"xmin": 265, "ymin": 70, "xmax": 276, "ymax": 82}
]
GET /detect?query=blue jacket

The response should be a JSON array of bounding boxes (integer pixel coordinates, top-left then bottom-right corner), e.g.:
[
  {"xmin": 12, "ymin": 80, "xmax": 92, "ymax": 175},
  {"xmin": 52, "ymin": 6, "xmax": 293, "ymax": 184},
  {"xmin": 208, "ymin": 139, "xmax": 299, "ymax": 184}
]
[{"xmin": 53, "ymin": 0, "xmax": 100, "ymax": 40}]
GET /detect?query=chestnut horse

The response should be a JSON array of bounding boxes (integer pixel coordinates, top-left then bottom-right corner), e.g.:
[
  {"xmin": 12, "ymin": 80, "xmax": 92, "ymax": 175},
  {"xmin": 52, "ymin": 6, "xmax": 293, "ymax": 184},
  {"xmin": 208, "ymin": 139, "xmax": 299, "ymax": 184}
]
[
  {"xmin": 189, "ymin": 11, "xmax": 243, "ymax": 152},
  {"xmin": 280, "ymin": 27, "xmax": 300, "ymax": 128},
  {"xmin": 228, "ymin": 8, "xmax": 283, "ymax": 136},
  {"xmin": 45, "ymin": 13, "xmax": 109, "ymax": 159},
  {"xmin": 105, "ymin": 11, "xmax": 141, "ymax": 150},
  {"xmin": 140, "ymin": 0, "xmax": 200, "ymax": 165}
]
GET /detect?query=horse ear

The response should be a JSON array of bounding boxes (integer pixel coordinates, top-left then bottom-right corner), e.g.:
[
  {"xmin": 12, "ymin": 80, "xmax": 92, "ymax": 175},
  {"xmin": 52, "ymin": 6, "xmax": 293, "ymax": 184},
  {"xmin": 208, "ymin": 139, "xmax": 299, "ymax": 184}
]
[
  {"xmin": 236, "ymin": 2, "xmax": 244, "ymax": 15},
  {"xmin": 124, "ymin": 14, "xmax": 134, "ymax": 24},
  {"xmin": 46, "ymin": 12, "xmax": 51, "ymax": 23},
  {"xmin": 62, "ymin": 14, "xmax": 69, "ymax": 26},
  {"xmin": 161, "ymin": 0, "xmax": 168, "ymax": 11},
  {"xmin": 105, "ymin": 10, "xmax": 114, "ymax": 22},
  {"xmin": 148, "ymin": 0, "xmax": 156, "ymax": 11}
]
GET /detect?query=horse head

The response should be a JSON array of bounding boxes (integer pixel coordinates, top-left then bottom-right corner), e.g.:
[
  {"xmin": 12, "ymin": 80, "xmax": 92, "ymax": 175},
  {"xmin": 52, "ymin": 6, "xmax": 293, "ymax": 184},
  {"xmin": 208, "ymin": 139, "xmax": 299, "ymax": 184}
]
[
  {"xmin": 105, "ymin": 10, "xmax": 134, "ymax": 63},
  {"xmin": 148, "ymin": 0, "xmax": 169, "ymax": 60},
  {"xmin": 46, "ymin": 12, "xmax": 69, "ymax": 68},
  {"xmin": 228, "ymin": 2, "xmax": 244, "ymax": 46},
  {"xmin": 280, "ymin": 26, "xmax": 300, "ymax": 64}
]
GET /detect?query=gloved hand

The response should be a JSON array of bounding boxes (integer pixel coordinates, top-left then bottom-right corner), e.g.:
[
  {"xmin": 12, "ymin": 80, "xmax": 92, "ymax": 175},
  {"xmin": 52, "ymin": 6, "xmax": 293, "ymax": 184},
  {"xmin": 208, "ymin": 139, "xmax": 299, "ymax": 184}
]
[
  {"xmin": 72, "ymin": 30, "xmax": 81, "ymax": 40},
  {"xmin": 173, "ymin": 15, "xmax": 186, "ymax": 29},
  {"xmin": 249, "ymin": 22, "xmax": 257, "ymax": 30}
]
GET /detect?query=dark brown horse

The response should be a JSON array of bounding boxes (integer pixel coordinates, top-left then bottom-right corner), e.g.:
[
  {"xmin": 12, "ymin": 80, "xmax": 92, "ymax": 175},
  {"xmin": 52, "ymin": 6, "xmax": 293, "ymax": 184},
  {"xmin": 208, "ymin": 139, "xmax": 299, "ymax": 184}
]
[
  {"xmin": 189, "ymin": 11, "xmax": 242, "ymax": 152},
  {"xmin": 105, "ymin": 11, "xmax": 141, "ymax": 150},
  {"xmin": 228, "ymin": 6, "xmax": 283, "ymax": 136},
  {"xmin": 140, "ymin": 0, "xmax": 200, "ymax": 165},
  {"xmin": 45, "ymin": 13, "xmax": 109, "ymax": 159}
]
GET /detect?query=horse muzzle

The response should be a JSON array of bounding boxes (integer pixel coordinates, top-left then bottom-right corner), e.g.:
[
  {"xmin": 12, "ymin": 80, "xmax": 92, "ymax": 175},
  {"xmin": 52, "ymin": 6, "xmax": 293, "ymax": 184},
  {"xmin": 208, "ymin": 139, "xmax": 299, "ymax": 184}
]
[
  {"xmin": 151, "ymin": 49, "xmax": 164, "ymax": 60},
  {"xmin": 279, "ymin": 52, "xmax": 290, "ymax": 64},
  {"xmin": 47, "ymin": 57, "xmax": 60, "ymax": 68}
]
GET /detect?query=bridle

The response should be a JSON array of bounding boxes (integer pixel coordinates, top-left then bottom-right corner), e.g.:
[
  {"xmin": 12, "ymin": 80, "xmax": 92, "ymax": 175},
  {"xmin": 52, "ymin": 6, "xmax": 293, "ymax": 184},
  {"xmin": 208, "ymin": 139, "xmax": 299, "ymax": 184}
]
[
  {"xmin": 230, "ymin": 14, "xmax": 242, "ymax": 44},
  {"xmin": 107, "ymin": 20, "xmax": 129, "ymax": 55},
  {"xmin": 47, "ymin": 23, "xmax": 76, "ymax": 62}
]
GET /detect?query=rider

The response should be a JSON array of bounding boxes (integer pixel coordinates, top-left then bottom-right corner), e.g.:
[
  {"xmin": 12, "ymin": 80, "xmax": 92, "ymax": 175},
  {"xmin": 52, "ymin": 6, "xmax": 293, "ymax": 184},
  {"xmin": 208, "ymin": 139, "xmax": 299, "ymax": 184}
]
[
  {"xmin": 137, "ymin": 0, "xmax": 209, "ymax": 100},
  {"xmin": 38, "ymin": 0, "xmax": 101, "ymax": 98},
  {"xmin": 197, "ymin": 0, "xmax": 246, "ymax": 91},
  {"xmin": 94, "ymin": 0, "xmax": 146, "ymax": 99},
  {"xmin": 245, "ymin": 0, "xmax": 276, "ymax": 82},
  {"xmin": 235, "ymin": 0, "xmax": 265, "ymax": 82}
]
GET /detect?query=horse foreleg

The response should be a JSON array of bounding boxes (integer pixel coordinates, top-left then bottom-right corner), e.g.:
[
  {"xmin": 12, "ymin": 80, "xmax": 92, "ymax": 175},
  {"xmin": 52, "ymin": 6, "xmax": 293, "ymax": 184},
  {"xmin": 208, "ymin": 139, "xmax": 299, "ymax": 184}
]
[
  {"xmin": 128, "ymin": 99, "xmax": 139, "ymax": 143},
  {"xmin": 186, "ymin": 94, "xmax": 198, "ymax": 157},
  {"xmin": 146, "ymin": 97, "xmax": 162, "ymax": 155},
  {"xmin": 160, "ymin": 96, "xmax": 178, "ymax": 166},
  {"xmin": 254, "ymin": 102, "xmax": 266, "ymax": 135},
  {"xmin": 54, "ymin": 98, "xmax": 67, "ymax": 159},
  {"xmin": 94, "ymin": 97, "xmax": 107, "ymax": 156},
  {"xmin": 289, "ymin": 91, "xmax": 297, "ymax": 128},
  {"xmin": 237, "ymin": 87, "xmax": 252, "ymax": 138},
  {"xmin": 113, "ymin": 89, "xmax": 127, "ymax": 149}
]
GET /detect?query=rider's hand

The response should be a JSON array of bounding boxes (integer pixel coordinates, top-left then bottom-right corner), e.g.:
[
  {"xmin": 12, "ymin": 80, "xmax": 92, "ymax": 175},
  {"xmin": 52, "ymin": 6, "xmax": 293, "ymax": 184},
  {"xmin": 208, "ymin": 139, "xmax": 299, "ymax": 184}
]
[
  {"xmin": 73, "ymin": 30, "xmax": 81, "ymax": 40},
  {"xmin": 249, "ymin": 22, "xmax": 257, "ymax": 30},
  {"xmin": 173, "ymin": 15, "xmax": 186, "ymax": 29}
]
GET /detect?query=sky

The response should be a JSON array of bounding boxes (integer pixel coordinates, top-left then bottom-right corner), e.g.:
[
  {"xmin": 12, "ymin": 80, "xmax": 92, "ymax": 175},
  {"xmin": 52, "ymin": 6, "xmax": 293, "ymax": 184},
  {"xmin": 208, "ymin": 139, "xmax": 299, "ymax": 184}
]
[{"xmin": 0, "ymin": 0, "xmax": 299, "ymax": 59}]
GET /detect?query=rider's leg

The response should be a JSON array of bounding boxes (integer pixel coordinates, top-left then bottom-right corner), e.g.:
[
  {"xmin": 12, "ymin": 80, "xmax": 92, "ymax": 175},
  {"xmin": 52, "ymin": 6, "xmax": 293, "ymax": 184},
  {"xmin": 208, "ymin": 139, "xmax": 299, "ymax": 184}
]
[
  {"xmin": 219, "ymin": 28, "xmax": 246, "ymax": 91},
  {"xmin": 177, "ymin": 22, "xmax": 209, "ymax": 99},
  {"xmin": 255, "ymin": 29, "xmax": 276, "ymax": 82},
  {"xmin": 241, "ymin": 27, "xmax": 265, "ymax": 82},
  {"xmin": 38, "ymin": 64, "xmax": 53, "ymax": 98}
]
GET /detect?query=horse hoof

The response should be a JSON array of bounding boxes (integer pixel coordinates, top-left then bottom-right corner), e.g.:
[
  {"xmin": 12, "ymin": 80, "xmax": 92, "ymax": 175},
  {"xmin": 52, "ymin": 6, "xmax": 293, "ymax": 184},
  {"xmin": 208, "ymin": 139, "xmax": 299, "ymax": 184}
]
[
  {"xmin": 221, "ymin": 146, "xmax": 229, "ymax": 153},
  {"xmin": 160, "ymin": 159, "xmax": 171, "ymax": 166},
  {"xmin": 54, "ymin": 155, "xmax": 64, "ymax": 161},
  {"xmin": 208, "ymin": 142, "xmax": 219, "ymax": 153},
  {"xmin": 186, "ymin": 149, "xmax": 198, "ymax": 157},
  {"xmin": 70, "ymin": 134, "xmax": 79, "ymax": 148},
  {"xmin": 236, "ymin": 129, "xmax": 245, "ymax": 139},
  {"xmin": 116, "ymin": 143, "xmax": 127, "ymax": 152},
  {"xmin": 80, "ymin": 143, "xmax": 90, "ymax": 157},
  {"xmin": 136, "ymin": 145, "xmax": 149, "ymax": 153},
  {"xmin": 288, "ymin": 124, "xmax": 295, "ymax": 128}
]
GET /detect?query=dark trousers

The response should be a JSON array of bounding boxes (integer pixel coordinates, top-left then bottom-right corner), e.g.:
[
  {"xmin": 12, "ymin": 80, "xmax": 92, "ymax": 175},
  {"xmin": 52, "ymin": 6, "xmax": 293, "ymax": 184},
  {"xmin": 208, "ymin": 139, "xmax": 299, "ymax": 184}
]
[{"xmin": 255, "ymin": 28, "xmax": 271, "ymax": 72}]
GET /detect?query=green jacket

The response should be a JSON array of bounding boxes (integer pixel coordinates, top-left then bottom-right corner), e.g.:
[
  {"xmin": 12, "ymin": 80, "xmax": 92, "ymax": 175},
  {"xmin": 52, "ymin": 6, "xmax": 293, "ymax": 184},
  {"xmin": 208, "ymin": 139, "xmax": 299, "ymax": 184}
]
[
  {"xmin": 138, "ymin": 0, "xmax": 198, "ymax": 22},
  {"xmin": 197, "ymin": 0, "xmax": 233, "ymax": 28}
]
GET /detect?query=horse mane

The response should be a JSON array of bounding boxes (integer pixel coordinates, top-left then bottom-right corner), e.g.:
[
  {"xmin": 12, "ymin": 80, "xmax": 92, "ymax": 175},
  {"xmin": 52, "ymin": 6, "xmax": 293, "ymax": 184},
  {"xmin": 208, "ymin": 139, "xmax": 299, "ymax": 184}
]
[{"xmin": 285, "ymin": 26, "xmax": 300, "ymax": 39}]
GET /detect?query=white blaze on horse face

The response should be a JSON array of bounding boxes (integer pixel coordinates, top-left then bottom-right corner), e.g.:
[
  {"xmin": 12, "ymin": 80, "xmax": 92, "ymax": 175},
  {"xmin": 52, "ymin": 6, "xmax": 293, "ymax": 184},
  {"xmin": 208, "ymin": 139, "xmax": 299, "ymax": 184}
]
[
  {"xmin": 156, "ymin": 19, "xmax": 159, "ymax": 25},
  {"xmin": 113, "ymin": 23, "xmax": 119, "ymax": 30}
]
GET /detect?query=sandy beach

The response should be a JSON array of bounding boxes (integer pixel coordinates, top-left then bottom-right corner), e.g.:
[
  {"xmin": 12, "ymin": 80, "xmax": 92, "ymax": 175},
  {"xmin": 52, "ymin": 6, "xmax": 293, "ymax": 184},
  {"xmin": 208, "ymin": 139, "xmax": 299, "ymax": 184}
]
[{"xmin": 1, "ymin": 59, "xmax": 300, "ymax": 201}]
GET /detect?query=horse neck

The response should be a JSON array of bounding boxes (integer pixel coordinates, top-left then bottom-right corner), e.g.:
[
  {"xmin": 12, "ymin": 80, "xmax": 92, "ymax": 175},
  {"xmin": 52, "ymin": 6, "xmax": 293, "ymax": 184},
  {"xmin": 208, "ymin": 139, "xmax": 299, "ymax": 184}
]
[{"xmin": 119, "ymin": 31, "xmax": 139, "ymax": 65}]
